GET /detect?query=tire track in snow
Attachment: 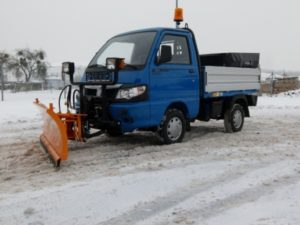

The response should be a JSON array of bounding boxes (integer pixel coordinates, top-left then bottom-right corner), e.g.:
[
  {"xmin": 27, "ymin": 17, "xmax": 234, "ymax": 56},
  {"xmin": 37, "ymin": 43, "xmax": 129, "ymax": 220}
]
[
  {"xmin": 99, "ymin": 160, "xmax": 300, "ymax": 225},
  {"xmin": 164, "ymin": 171, "xmax": 300, "ymax": 225}
]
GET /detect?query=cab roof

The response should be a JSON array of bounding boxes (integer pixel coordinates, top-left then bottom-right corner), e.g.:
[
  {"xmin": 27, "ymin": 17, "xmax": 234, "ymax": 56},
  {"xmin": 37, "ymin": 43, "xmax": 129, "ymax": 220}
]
[{"xmin": 114, "ymin": 27, "xmax": 191, "ymax": 38}]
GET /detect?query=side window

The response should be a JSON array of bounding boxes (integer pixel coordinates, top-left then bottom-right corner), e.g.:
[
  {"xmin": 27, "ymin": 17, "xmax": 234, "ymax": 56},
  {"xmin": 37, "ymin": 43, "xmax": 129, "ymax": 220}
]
[{"xmin": 158, "ymin": 35, "xmax": 191, "ymax": 64}]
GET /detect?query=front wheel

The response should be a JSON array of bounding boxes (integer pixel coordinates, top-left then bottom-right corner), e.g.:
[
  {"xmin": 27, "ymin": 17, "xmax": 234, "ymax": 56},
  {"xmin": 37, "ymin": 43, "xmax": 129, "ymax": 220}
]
[
  {"xmin": 159, "ymin": 109, "xmax": 186, "ymax": 144},
  {"xmin": 224, "ymin": 104, "xmax": 245, "ymax": 133},
  {"xmin": 106, "ymin": 129, "xmax": 123, "ymax": 137}
]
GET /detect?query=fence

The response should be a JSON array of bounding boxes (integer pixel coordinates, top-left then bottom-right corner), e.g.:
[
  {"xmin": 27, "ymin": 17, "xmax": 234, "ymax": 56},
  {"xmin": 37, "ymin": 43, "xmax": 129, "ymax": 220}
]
[
  {"xmin": 1, "ymin": 82, "xmax": 45, "ymax": 92},
  {"xmin": 260, "ymin": 77, "xmax": 300, "ymax": 94},
  {"xmin": 1, "ymin": 65, "xmax": 86, "ymax": 92}
]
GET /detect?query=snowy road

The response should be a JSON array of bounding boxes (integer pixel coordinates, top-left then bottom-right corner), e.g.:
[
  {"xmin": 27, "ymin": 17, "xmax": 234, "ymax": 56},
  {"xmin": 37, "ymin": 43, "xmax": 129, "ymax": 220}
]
[{"xmin": 0, "ymin": 90, "xmax": 300, "ymax": 225}]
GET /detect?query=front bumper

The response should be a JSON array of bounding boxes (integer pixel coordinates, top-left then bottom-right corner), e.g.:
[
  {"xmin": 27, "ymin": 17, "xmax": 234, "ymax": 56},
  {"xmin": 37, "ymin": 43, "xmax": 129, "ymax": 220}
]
[{"xmin": 109, "ymin": 101, "xmax": 150, "ymax": 132}]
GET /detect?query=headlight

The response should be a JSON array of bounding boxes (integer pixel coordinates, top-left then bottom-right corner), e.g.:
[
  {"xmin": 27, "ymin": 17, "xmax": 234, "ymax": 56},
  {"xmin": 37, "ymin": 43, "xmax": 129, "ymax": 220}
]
[{"xmin": 116, "ymin": 86, "xmax": 147, "ymax": 100}]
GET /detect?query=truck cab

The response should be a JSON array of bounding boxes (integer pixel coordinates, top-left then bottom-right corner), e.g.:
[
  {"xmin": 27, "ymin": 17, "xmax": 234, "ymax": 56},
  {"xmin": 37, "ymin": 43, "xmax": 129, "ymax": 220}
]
[{"xmin": 65, "ymin": 27, "xmax": 260, "ymax": 144}]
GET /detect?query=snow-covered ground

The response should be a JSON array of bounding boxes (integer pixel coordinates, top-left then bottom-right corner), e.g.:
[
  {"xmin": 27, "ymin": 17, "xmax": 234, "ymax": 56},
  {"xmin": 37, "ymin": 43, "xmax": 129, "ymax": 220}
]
[{"xmin": 0, "ymin": 90, "xmax": 299, "ymax": 225}]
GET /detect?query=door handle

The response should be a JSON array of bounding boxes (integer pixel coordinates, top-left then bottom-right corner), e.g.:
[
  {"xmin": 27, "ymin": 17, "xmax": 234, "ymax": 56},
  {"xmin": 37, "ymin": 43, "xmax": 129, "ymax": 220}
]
[
  {"xmin": 189, "ymin": 69, "xmax": 195, "ymax": 74},
  {"xmin": 152, "ymin": 68, "xmax": 169, "ymax": 73},
  {"xmin": 152, "ymin": 68, "xmax": 160, "ymax": 73}
]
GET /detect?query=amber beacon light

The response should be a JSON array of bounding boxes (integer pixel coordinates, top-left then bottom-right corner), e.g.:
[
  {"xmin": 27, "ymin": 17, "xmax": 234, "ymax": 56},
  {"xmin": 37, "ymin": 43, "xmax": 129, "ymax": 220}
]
[
  {"xmin": 174, "ymin": 0, "xmax": 184, "ymax": 28},
  {"xmin": 174, "ymin": 8, "xmax": 184, "ymax": 22}
]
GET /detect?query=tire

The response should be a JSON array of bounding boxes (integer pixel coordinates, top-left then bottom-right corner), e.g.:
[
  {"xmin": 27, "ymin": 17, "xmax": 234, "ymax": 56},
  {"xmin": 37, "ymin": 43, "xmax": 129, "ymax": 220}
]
[
  {"xmin": 106, "ymin": 129, "xmax": 123, "ymax": 137},
  {"xmin": 224, "ymin": 104, "xmax": 245, "ymax": 133},
  {"xmin": 159, "ymin": 109, "xmax": 186, "ymax": 144}
]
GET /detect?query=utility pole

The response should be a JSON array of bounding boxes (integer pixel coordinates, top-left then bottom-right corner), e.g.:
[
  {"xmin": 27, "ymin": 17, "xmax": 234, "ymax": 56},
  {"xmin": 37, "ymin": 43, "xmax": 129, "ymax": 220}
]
[
  {"xmin": 0, "ymin": 64, "xmax": 4, "ymax": 101},
  {"xmin": 175, "ymin": 0, "xmax": 179, "ymax": 28},
  {"xmin": 0, "ymin": 52, "xmax": 9, "ymax": 101},
  {"xmin": 270, "ymin": 72, "xmax": 274, "ymax": 95}
]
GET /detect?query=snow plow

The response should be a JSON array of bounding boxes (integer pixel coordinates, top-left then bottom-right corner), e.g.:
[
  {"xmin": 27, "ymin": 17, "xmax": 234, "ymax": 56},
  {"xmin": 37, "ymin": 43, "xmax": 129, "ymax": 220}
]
[
  {"xmin": 34, "ymin": 97, "xmax": 86, "ymax": 167},
  {"xmin": 34, "ymin": 61, "xmax": 122, "ymax": 167}
]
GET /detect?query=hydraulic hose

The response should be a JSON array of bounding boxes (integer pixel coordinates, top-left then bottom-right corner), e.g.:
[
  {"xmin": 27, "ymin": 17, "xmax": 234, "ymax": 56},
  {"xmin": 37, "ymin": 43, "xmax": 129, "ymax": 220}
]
[
  {"xmin": 72, "ymin": 89, "xmax": 80, "ymax": 110},
  {"xmin": 58, "ymin": 85, "xmax": 72, "ymax": 113}
]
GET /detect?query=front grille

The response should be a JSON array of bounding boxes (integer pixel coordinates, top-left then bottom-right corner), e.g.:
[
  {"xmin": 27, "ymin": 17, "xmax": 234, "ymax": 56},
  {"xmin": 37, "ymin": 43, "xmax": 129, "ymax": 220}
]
[
  {"xmin": 105, "ymin": 88, "xmax": 119, "ymax": 99},
  {"xmin": 85, "ymin": 69, "xmax": 115, "ymax": 84},
  {"xmin": 85, "ymin": 88, "xmax": 97, "ymax": 96},
  {"xmin": 84, "ymin": 87, "xmax": 119, "ymax": 99}
]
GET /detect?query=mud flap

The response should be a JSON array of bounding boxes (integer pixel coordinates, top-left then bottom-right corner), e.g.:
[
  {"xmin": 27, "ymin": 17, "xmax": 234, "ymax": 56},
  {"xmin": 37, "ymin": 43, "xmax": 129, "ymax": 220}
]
[{"xmin": 34, "ymin": 99, "xmax": 68, "ymax": 167}]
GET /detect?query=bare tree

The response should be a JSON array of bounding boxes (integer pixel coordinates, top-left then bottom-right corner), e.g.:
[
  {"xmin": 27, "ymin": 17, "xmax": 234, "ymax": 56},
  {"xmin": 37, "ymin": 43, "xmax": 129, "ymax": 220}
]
[
  {"xmin": 0, "ymin": 51, "xmax": 10, "ymax": 101},
  {"xmin": 9, "ymin": 48, "xmax": 48, "ymax": 82}
]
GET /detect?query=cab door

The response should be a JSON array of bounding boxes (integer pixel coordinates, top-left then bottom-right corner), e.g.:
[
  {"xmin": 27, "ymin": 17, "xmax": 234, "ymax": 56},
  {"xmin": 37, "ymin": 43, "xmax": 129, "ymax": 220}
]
[{"xmin": 149, "ymin": 32, "xmax": 200, "ymax": 125}]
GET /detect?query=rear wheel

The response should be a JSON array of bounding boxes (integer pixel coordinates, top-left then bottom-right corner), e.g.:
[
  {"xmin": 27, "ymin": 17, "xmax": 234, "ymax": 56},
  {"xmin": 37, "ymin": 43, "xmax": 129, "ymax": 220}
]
[
  {"xmin": 159, "ymin": 109, "xmax": 186, "ymax": 144},
  {"xmin": 224, "ymin": 104, "xmax": 245, "ymax": 133}
]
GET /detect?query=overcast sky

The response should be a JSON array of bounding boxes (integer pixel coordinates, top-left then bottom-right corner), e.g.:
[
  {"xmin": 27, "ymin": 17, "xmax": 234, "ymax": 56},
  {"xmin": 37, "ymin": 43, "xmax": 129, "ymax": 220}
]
[{"xmin": 0, "ymin": 0, "xmax": 299, "ymax": 70}]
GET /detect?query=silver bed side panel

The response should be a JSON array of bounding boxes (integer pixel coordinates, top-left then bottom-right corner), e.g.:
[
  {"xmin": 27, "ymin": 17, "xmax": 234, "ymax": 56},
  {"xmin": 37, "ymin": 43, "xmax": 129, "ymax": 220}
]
[{"xmin": 205, "ymin": 66, "xmax": 261, "ymax": 92}]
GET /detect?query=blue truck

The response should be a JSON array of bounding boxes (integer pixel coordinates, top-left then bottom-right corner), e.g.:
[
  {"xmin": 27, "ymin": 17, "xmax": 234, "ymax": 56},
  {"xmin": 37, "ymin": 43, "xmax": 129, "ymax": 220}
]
[{"xmin": 35, "ymin": 26, "xmax": 260, "ymax": 167}]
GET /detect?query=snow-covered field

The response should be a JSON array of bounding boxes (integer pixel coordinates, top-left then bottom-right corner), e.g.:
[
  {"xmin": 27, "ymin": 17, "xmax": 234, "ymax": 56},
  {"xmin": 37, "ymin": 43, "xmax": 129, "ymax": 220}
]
[{"xmin": 0, "ymin": 90, "xmax": 299, "ymax": 225}]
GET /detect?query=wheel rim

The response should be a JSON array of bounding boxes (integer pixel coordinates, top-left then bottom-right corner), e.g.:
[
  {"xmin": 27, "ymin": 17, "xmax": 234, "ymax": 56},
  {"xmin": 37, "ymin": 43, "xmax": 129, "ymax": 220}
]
[
  {"xmin": 167, "ymin": 116, "xmax": 183, "ymax": 141},
  {"xmin": 233, "ymin": 110, "xmax": 242, "ymax": 128}
]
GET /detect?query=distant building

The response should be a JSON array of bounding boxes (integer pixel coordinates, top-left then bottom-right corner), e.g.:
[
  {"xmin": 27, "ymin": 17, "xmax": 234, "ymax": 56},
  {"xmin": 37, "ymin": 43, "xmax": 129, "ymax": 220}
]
[
  {"xmin": 45, "ymin": 77, "xmax": 64, "ymax": 89},
  {"xmin": 45, "ymin": 65, "xmax": 86, "ymax": 89}
]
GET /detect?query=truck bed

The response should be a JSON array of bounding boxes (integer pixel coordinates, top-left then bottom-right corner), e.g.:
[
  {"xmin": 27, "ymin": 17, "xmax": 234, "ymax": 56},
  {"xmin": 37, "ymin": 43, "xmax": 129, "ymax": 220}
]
[
  {"xmin": 204, "ymin": 66, "xmax": 261, "ymax": 93},
  {"xmin": 200, "ymin": 53, "xmax": 260, "ymax": 68}
]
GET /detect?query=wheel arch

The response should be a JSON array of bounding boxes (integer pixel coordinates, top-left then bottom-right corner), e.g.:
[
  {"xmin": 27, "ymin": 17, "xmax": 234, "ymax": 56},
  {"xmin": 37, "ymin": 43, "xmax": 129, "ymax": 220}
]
[
  {"xmin": 235, "ymin": 97, "xmax": 250, "ymax": 117},
  {"xmin": 166, "ymin": 102, "xmax": 189, "ymax": 119},
  {"xmin": 223, "ymin": 95, "xmax": 250, "ymax": 117}
]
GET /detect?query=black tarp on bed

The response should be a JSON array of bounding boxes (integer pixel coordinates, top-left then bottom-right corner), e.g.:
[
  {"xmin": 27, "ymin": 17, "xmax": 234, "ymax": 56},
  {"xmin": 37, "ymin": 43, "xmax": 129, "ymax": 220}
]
[{"xmin": 199, "ymin": 53, "xmax": 260, "ymax": 68}]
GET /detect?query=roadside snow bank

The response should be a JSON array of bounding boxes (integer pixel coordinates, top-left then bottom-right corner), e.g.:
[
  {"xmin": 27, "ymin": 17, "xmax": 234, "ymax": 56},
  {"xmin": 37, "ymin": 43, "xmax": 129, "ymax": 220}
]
[{"xmin": 0, "ymin": 90, "xmax": 60, "ymax": 123}]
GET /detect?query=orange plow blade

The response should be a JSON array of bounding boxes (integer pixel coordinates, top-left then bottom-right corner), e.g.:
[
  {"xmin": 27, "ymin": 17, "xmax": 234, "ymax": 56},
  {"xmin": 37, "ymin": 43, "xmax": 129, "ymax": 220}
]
[{"xmin": 34, "ymin": 99, "xmax": 85, "ymax": 167}]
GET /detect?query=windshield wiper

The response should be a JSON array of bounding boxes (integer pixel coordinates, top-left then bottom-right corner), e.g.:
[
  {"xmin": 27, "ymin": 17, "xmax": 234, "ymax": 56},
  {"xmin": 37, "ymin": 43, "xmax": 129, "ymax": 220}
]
[
  {"xmin": 88, "ymin": 64, "xmax": 106, "ymax": 68},
  {"xmin": 124, "ymin": 64, "xmax": 139, "ymax": 70}
]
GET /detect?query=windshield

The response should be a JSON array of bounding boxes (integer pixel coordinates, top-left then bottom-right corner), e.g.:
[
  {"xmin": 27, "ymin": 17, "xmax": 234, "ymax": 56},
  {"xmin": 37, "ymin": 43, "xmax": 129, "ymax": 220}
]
[{"xmin": 89, "ymin": 32, "xmax": 156, "ymax": 68}]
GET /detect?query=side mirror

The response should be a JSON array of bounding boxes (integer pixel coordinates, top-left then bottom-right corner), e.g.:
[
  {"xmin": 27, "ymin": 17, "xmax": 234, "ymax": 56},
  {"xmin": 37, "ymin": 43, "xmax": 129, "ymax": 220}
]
[
  {"xmin": 157, "ymin": 45, "xmax": 172, "ymax": 64},
  {"xmin": 61, "ymin": 62, "xmax": 75, "ymax": 82}
]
